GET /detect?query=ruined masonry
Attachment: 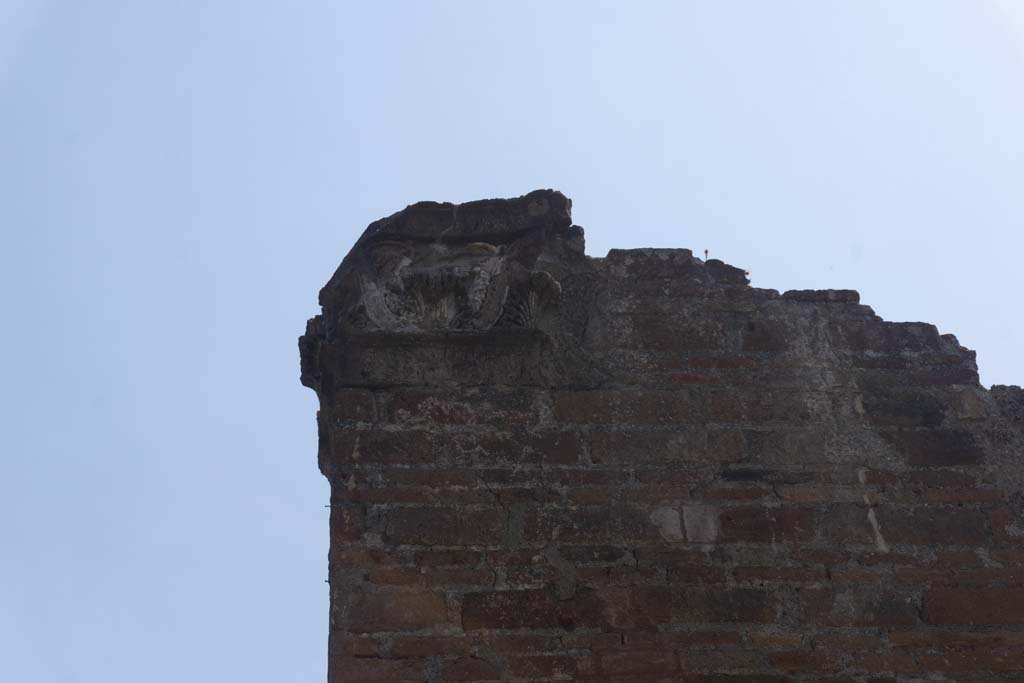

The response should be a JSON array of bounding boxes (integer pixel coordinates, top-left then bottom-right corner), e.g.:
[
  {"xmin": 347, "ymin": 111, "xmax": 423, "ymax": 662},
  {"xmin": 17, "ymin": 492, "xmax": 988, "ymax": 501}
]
[{"xmin": 299, "ymin": 190, "xmax": 1024, "ymax": 682}]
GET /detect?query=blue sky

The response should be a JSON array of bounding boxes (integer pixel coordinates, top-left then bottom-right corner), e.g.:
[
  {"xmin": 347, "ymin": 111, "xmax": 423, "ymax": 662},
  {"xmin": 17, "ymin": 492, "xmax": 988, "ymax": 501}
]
[{"xmin": 2, "ymin": 2, "xmax": 1022, "ymax": 681}]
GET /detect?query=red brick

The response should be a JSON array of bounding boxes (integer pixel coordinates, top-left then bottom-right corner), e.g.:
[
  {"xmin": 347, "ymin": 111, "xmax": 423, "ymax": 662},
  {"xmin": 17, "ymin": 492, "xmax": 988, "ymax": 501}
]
[
  {"xmin": 742, "ymin": 319, "xmax": 791, "ymax": 353},
  {"xmin": 668, "ymin": 565, "xmax": 729, "ymax": 584},
  {"xmin": 674, "ymin": 587, "xmax": 776, "ymax": 623},
  {"xmin": 461, "ymin": 587, "xmax": 603, "ymax": 631},
  {"xmin": 423, "ymin": 567, "xmax": 495, "ymax": 587},
  {"xmin": 333, "ymin": 636, "xmax": 378, "ymax": 657},
  {"xmin": 719, "ymin": 506, "xmax": 814, "ymax": 543},
  {"xmin": 923, "ymin": 588, "xmax": 1024, "ymax": 625},
  {"xmin": 328, "ymin": 656, "xmax": 424, "ymax": 682},
  {"xmin": 895, "ymin": 566, "xmax": 1024, "ymax": 585},
  {"xmin": 832, "ymin": 320, "xmax": 943, "ymax": 353},
  {"xmin": 923, "ymin": 487, "xmax": 1002, "ymax": 503},
  {"xmin": 552, "ymin": 389, "xmax": 703, "ymax": 424},
  {"xmin": 384, "ymin": 507, "xmax": 505, "ymax": 546},
  {"xmin": 366, "ymin": 566, "xmax": 421, "ymax": 586},
  {"xmin": 522, "ymin": 505, "xmax": 650, "ymax": 544},
  {"xmin": 328, "ymin": 388, "xmax": 376, "ymax": 422},
  {"xmin": 889, "ymin": 629, "xmax": 1024, "ymax": 649},
  {"xmin": 413, "ymin": 549, "xmax": 480, "ymax": 567},
  {"xmin": 629, "ymin": 315, "xmax": 725, "ymax": 351},
  {"xmin": 589, "ymin": 428, "xmax": 705, "ymax": 465},
  {"xmin": 748, "ymin": 632, "xmax": 804, "ymax": 649},
  {"xmin": 829, "ymin": 568, "xmax": 885, "ymax": 584},
  {"xmin": 505, "ymin": 655, "xmax": 580, "ymax": 679},
  {"xmin": 920, "ymin": 651, "xmax": 1024, "ymax": 672},
  {"xmin": 329, "ymin": 504, "xmax": 366, "ymax": 543},
  {"xmin": 561, "ymin": 631, "xmax": 623, "ymax": 649},
  {"xmin": 800, "ymin": 588, "xmax": 918, "ymax": 627},
  {"xmin": 381, "ymin": 388, "xmax": 542, "ymax": 426},
  {"xmin": 767, "ymin": 650, "xmax": 838, "ymax": 671},
  {"xmin": 524, "ymin": 430, "xmax": 584, "ymax": 465},
  {"xmin": 388, "ymin": 636, "xmax": 472, "ymax": 657},
  {"xmin": 601, "ymin": 586, "xmax": 672, "ymax": 629},
  {"xmin": 734, "ymin": 566, "xmax": 826, "ymax": 583},
  {"xmin": 327, "ymin": 428, "xmax": 433, "ymax": 466},
  {"xmin": 879, "ymin": 429, "xmax": 984, "ymax": 466},
  {"xmin": 344, "ymin": 591, "xmax": 448, "ymax": 632},
  {"xmin": 873, "ymin": 506, "xmax": 987, "ymax": 546},
  {"xmin": 660, "ymin": 631, "xmax": 743, "ymax": 649},
  {"xmin": 600, "ymin": 650, "xmax": 677, "ymax": 675},
  {"xmin": 442, "ymin": 657, "xmax": 501, "ymax": 681},
  {"xmin": 688, "ymin": 354, "xmax": 759, "ymax": 369},
  {"xmin": 478, "ymin": 633, "xmax": 562, "ymax": 652},
  {"xmin": 810, "ymin": 631, "xmax": 883, "ymax": 651}
]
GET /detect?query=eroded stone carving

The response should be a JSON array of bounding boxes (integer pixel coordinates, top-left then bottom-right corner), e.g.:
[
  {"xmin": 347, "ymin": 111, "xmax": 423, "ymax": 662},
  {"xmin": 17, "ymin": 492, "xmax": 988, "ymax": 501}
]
[
  {"xmin": 351, "ymin": 239, "xmax": 561, "ymax": 332},
  {"xmin": 317, "ymin": 189, "xmax": 578, "ymax": 336}
]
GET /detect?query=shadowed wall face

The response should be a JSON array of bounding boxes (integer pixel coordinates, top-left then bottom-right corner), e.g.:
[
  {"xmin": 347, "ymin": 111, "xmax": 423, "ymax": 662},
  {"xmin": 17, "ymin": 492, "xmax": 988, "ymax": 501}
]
[{"xmin": 300, "ymin": 191, "xmax": 1024, "ymax": 682}]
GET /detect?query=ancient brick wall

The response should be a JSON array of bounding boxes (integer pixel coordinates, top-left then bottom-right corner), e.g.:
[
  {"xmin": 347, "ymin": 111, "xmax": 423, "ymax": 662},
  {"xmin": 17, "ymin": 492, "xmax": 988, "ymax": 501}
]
[{"xmin": 299, "ymin": 190, "xmax": 1024, "ymax": 682}]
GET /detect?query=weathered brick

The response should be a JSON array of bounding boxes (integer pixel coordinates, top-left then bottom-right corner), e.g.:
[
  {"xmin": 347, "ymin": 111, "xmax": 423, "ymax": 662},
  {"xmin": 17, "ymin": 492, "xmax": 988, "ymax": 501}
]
[
  {"xmin": 381, "ymin": 388, "xmax": 542, "ymax": 427},
  {"xmin": 805, "ymin": 634, "xmax": 872, "ymax": 657},
  {"xmin": 552, "ymin": 389, "xmax": 703, "ymax": 424},
  {"xmin": 742, "ymin": 428, "xmax": 828, "ymax": 464},
  {"xmin": 879, "ymin": 429, "xmax": 985, "ymax": 466},
  {"xmin": 674, "ymin": 587, "xmax": 776, "ymax": 623},
  {"xmin": 328, "ymin": 656, "xmax": 424, "ymax": 682},
  {"xmin": 442, "ymin": 657, "xmax": 501, "ymax": 682},
  {"xmin": 660, "ymin": 631, "xmax": 744, "ymax": 649},
  {"xmin": 922, "ymin": 588, "xmax": 1024, "ymax": 625},
  {"xmin": 784, "ymin": 289, "xmax": 860, "ymax": 304},
  {"xmin": 343, "ymin": 591, "xmax": 448, "ymax": 632},
  {"xmin": 767, "ymin": 650, "xmax": 838, "ymax": 671},
  {"xmin": 800, "ymin": 588, "xmax": 918, "ymax": 627},
  {"xmin": 734, "ymin": 566, "xmax": 825, "ymax": 583},
  {"xmin": 366, "ymin": 566, "xmax": 421, "ymax": 586},
  {"xmin": 862, "ymin": 387, "xmax": 948, "ymax": 428},
  {"xmin": 920, "ymin": 651, "xmax": 1024, "ymax": 672},
  {"xmin": 505, "ymin": 654, "xmax": 581, "ymax": 679},
  {"xmin": 678, "ymin": 677, "xmax": 790, "ymax": 683},
  {"xmin": 303, "ymin": 191, "xmax": 1024, "ymax": 682},
  {"xmin": 412, "ymin": 549, "xmax": 480, "ymax": 567},
  {"xmin": 478, "ymin": 633, "xmax": 562, "ymax": 653},
  {"xmin": 629, "ymin": 315, "xmax": 725, "ymax": 351},
  {"xmin": 601, "ymin": 586, "xmax": 672, "ymax": 629},
  {"xmin": 718, "ymin": 506, "xmax": 814, "ymax": 543},
  {"xmin": 461, "ymin": 587, "xmax": 603, "ymax": 631},
  {"xmin": 330, "ymin": 634, "xmax": 379, "ymax": 657},
  {"xmin": 329, "ymin": 503, "xmax": 366, "ymax": 543},
  {"xmin": 830, "ymin": 320, "xmax": 943, "ymax": 353},
  {"xmin": 888, "ymin": 628, "xmax": 1024, "ymax": 649},
  {"xmin": 388, "ymin": 636, "xmax": 473, "ymax": 658},
  {"xmin": 600, "ymin": 650, "xmax": 677, "ymax": 675},
  {"xmin": 589, "ymin": 428, "xmax": 705, "ymax": 465},
  {"xmin": 327, "ymin": 389, "xmax": 377, "ymax": 423},
  {"xmin": 522, "ymin": 505, "xmax": 650, "ymax": 544},
  {"xmin": 747, "ymin": 631, "xmax": 804, "ymax": 649},
  {"xmin": 384, "ymin": 507, "xmax": 505, "ymax": 546},
  {"xmin": 872, "ymin": 506, "xmax": 987, "ymax": 546},
  {"xmin": 689, "ymin": 354, "xmax": 759, "ymax": 369},
  {"xmin": 327, "ymin": 428, "xmax": 433, "ymax": 466},
  {"xmin": 741, "ymin": 319, "xmax": 791, "ymax": 353}
]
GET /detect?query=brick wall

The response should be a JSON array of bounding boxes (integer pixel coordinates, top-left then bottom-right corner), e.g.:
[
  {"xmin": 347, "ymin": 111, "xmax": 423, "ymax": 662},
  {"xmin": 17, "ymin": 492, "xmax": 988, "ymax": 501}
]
[{"xmin": 300, "ymin": 190, "xmax": 1024, "ymax": 682}]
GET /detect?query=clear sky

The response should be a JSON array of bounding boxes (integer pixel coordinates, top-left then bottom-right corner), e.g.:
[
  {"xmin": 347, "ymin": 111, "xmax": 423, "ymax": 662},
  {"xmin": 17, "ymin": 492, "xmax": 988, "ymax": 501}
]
[{"xmin": 2, "ymin": 2, "xmax": 1022, "ymax": 681}]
